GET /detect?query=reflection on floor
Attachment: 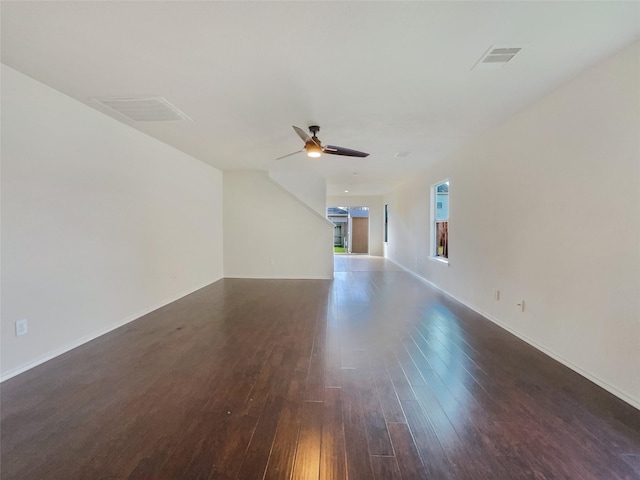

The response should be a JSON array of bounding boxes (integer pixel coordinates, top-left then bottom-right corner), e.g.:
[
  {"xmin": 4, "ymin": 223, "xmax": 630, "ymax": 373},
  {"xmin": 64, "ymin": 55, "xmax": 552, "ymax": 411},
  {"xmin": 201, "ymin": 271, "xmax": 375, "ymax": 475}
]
[{"xmin": 334, "ymin": 254, "xmax": 403, "ymax": 272}]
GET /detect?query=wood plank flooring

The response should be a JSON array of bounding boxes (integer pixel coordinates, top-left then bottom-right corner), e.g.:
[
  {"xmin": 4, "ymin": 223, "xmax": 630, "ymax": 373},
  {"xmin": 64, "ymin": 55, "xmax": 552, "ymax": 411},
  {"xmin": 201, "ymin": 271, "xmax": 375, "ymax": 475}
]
[{"xmin": 1, "ymin": 255, "xmax": 639, "ymax": 479}]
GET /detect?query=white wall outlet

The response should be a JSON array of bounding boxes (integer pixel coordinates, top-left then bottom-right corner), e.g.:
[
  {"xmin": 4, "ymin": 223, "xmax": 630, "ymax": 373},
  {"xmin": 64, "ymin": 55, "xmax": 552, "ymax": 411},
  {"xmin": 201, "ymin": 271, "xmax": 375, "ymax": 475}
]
[
  {"xmin": 494, "ymin": 289, "xmax": 500, "ymax": 301},
  {"xmin": 517, "ymin": 300, "xmax": 525, "ymax": 312},
  {"xmin": 15, "ymin": 319, "xmax": 28, "ymax": 336}
]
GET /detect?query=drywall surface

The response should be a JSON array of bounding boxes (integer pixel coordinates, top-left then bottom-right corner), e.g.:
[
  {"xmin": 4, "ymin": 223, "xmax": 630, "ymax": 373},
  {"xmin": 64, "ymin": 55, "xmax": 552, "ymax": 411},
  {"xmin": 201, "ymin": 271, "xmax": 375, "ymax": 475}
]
[
  {"xmin": 384, "ymin": 42, "xmax": 640, "ymax": 407},
  {"xmin": 269, "ymin": 171, "xmax": 327, "ymax": 216},
  {"xmin": 224, "ymin": 171, "xmax": 334, "ymax": 279},
  {"xmin": 327, "ymin": 195, "xmax": 384, "ymax": 256},
  {"xmin": 1, "ymin": 65, "xmax": 224, "ymax": 379}
]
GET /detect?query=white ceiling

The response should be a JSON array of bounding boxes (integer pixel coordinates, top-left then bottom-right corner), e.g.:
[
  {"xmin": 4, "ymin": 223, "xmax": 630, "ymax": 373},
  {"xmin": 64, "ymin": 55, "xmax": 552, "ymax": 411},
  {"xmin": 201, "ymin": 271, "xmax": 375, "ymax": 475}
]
[{"xmin": 2, "ymin": 1, "xmax": 639, "ymax": 196}]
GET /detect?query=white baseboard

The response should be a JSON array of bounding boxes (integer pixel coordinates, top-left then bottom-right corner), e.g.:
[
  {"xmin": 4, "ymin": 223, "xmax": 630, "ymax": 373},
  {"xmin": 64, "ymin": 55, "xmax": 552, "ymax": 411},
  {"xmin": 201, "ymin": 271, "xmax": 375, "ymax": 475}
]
[
  {"xmin": 388, "ymin": 258, "xmax": 640, "ymax": 411},
  {"xmin": 0, "ymin": 278, "xmax": 221, "ymax": 383},
  {"xmin": 223, "ymin": 274, "xmax": 333, "ymax": 280}
]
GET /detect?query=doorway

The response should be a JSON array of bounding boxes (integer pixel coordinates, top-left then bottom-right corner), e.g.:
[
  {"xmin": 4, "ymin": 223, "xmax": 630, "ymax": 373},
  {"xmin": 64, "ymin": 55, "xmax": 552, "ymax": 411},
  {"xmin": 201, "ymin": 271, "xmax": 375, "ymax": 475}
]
[
  {"xmin": 327, "ymin": 206, "xmax": 369, "ymax": 254},
  {"xmin": 351, "ymin": 217, "xmax": 369, "ymax": 253}
]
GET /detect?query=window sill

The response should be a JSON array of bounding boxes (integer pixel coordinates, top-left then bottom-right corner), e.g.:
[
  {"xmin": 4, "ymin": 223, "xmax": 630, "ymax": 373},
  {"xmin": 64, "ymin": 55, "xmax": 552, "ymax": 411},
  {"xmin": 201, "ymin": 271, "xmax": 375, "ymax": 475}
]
[{"xmin": 428, "ymin": 256, "xmax": 449, "ymax": 266}]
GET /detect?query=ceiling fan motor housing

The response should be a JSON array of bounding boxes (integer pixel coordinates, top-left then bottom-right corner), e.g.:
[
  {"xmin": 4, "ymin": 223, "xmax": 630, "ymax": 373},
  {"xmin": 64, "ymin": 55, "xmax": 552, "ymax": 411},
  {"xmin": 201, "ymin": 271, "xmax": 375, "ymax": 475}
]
[{"xmin": 306, "ymin": 125, "xmax": 322, "ymax": 151}]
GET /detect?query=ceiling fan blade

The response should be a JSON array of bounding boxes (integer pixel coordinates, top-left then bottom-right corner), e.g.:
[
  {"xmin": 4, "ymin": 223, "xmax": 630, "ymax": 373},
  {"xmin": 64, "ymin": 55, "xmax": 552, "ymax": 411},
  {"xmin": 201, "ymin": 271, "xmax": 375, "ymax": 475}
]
[
  {"xmin": 323, "ymin": 145, "xmax": 369, "ymax": 158},
  {"xmin": 292, "ymin": 125, "xmax": 311, "ymax": 143},
  {"xmin": 275, "ymin": 149, "xmax": 304, "ymax": 160}
]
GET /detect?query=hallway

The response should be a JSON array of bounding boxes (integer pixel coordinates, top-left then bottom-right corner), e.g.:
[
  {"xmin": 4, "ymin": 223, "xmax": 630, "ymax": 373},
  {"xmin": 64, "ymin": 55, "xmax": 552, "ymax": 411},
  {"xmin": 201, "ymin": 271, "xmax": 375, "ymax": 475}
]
[{"xmin": 1, "ymin": 256, "xmax": 639, "ymax": 479}]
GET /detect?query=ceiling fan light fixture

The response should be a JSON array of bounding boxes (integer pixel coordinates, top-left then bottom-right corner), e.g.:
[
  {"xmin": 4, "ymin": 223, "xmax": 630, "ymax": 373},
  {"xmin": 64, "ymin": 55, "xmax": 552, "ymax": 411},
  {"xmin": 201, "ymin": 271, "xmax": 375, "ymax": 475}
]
[{"xmin": 306, "ymin": 143, "xmax": 322, "ymax": 157}]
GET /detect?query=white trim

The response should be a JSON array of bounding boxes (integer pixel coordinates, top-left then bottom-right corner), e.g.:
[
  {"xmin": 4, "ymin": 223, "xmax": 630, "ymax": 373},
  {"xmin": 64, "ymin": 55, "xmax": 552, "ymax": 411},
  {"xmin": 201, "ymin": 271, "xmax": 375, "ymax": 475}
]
[
  {"xmin": 387, "ymin": 258, "xmax": 640, "ymax": 411},
  {"xmin": 0, "ymin": 278, "xmax": 222, "ymax": 383},
  {"xmin": 428, "ymin": 256, "xmax": 449, "ymax": 265},
  {"xmin": 223, "ymin": 275, "xmax": 333, "ymax": 280}
]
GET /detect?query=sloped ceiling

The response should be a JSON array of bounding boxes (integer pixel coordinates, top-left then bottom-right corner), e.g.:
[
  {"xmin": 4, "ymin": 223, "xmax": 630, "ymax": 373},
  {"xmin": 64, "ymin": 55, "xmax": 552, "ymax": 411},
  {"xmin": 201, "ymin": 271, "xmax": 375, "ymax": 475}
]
[{"xmin": 1, "ymin": 1, "xmax": 638, "ymax": 196}]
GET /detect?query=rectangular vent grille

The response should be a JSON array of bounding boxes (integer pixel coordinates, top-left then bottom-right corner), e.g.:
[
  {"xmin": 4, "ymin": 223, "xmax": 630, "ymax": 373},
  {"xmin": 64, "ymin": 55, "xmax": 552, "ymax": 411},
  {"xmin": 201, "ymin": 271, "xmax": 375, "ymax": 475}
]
[
  {"xmin": 93, "ymin": 97, "xmax": 191, "ymax": 122},
  {"xmin": 473, "ymin": 45, "xmax": 522, "ymax": 70}
]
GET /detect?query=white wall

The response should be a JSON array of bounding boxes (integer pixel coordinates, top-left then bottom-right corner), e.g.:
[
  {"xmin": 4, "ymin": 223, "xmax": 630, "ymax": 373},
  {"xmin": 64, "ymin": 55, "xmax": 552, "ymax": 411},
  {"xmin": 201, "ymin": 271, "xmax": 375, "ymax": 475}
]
[
  {"xmin": 327, "ymin": 195, "xmax": 384, "ymax": 256},
  {"xmin": 384, "ymin": 41, "xmax": 640, "ymax": 408},
  {"xmin": 224, "ymin": 171, "xmax": 334, "ymax": 279},
  {"xmin": 1, "ymin": 65, "xmax": 224, "ymax": 379},
  {"xmin": 269, "ymin": 171, "xmax": 327, "ymax": 216}
]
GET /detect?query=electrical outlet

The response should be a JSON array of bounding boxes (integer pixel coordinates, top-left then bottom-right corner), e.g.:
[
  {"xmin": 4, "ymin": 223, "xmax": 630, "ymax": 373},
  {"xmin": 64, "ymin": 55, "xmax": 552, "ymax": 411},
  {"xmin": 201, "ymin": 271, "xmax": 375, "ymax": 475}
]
[
  {"xmin": 15, "ymin": 319, "xmax": 28, "ymax": 336},
  {"xmin": 494, "ymin": 289, "xmax": 500, "ymax": 301}
]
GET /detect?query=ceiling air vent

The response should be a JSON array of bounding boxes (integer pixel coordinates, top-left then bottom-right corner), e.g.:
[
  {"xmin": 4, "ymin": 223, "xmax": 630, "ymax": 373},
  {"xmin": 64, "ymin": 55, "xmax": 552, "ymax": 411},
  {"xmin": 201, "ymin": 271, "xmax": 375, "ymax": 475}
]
[
  {"xmin": 93, "ymin": 96, "xmax": 191, "ymax": 122},
  {"xmin": 472, "ymin": 46, "xmax": 522, "ymax": 70}
]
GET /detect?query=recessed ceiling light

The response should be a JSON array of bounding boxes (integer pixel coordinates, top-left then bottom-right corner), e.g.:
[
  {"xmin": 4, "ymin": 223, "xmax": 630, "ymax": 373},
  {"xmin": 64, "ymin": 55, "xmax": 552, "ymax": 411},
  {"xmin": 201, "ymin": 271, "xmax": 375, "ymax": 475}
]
[
  {"xmin": 344, "ymin": 190, "xmax": 349, "ymax": 193},
  {"xmin": 395, "ymin": 152, "xmax": 411, "ymax": 158}
]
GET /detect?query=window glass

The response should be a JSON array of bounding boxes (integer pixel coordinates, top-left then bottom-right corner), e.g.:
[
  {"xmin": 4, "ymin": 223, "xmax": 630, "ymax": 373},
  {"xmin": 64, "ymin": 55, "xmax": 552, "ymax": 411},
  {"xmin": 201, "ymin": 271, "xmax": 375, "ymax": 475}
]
[
  {"xmin": 434, "ymin": 181, "xmax": 449, "ymax": 259},
  {"xmin": 384, "ymin": 204, "xmax": 389, "ymax": 243}
]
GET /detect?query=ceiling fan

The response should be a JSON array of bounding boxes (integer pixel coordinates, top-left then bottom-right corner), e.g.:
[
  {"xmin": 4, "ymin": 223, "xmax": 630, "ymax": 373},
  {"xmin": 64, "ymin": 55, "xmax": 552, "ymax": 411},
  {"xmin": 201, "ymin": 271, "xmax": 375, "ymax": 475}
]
[{"xmin": 276, "ymin": 125, "xmax": 369, "ymax": 160}]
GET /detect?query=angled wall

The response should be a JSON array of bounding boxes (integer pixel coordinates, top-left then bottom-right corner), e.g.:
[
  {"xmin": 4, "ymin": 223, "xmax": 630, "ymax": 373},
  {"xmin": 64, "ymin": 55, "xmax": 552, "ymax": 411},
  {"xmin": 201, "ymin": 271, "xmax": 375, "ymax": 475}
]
[
  {"xmin": 1, "ymin": 65, "xmax": 224, "ymax": 379},
  {"xmin": 224, "ymin": 171, "xmax": 334, "ymax": 279},
  {"xmin": 269, "ymin": 171, "xmax": 327, "ymax": 216},
  {"xmin": 384, "ymin": 42, "xmax": 640, "ymax": 407}
]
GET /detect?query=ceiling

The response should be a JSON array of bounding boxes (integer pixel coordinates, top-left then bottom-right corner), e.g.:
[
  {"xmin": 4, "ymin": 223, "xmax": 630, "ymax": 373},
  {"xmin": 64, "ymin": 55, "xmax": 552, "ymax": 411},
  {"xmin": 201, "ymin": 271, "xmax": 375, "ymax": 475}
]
[{"xmin": 2, "ymin": 2, "xmax": 638, "ymax": 196}]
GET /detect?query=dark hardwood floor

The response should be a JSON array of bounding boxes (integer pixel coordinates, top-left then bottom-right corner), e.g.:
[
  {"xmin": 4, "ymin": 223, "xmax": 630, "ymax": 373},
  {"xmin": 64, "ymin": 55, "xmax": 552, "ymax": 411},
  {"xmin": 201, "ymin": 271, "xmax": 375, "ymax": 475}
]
[{"xmin": 2, "ymin": 256, "xmax": 639, "ymax": 479}]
